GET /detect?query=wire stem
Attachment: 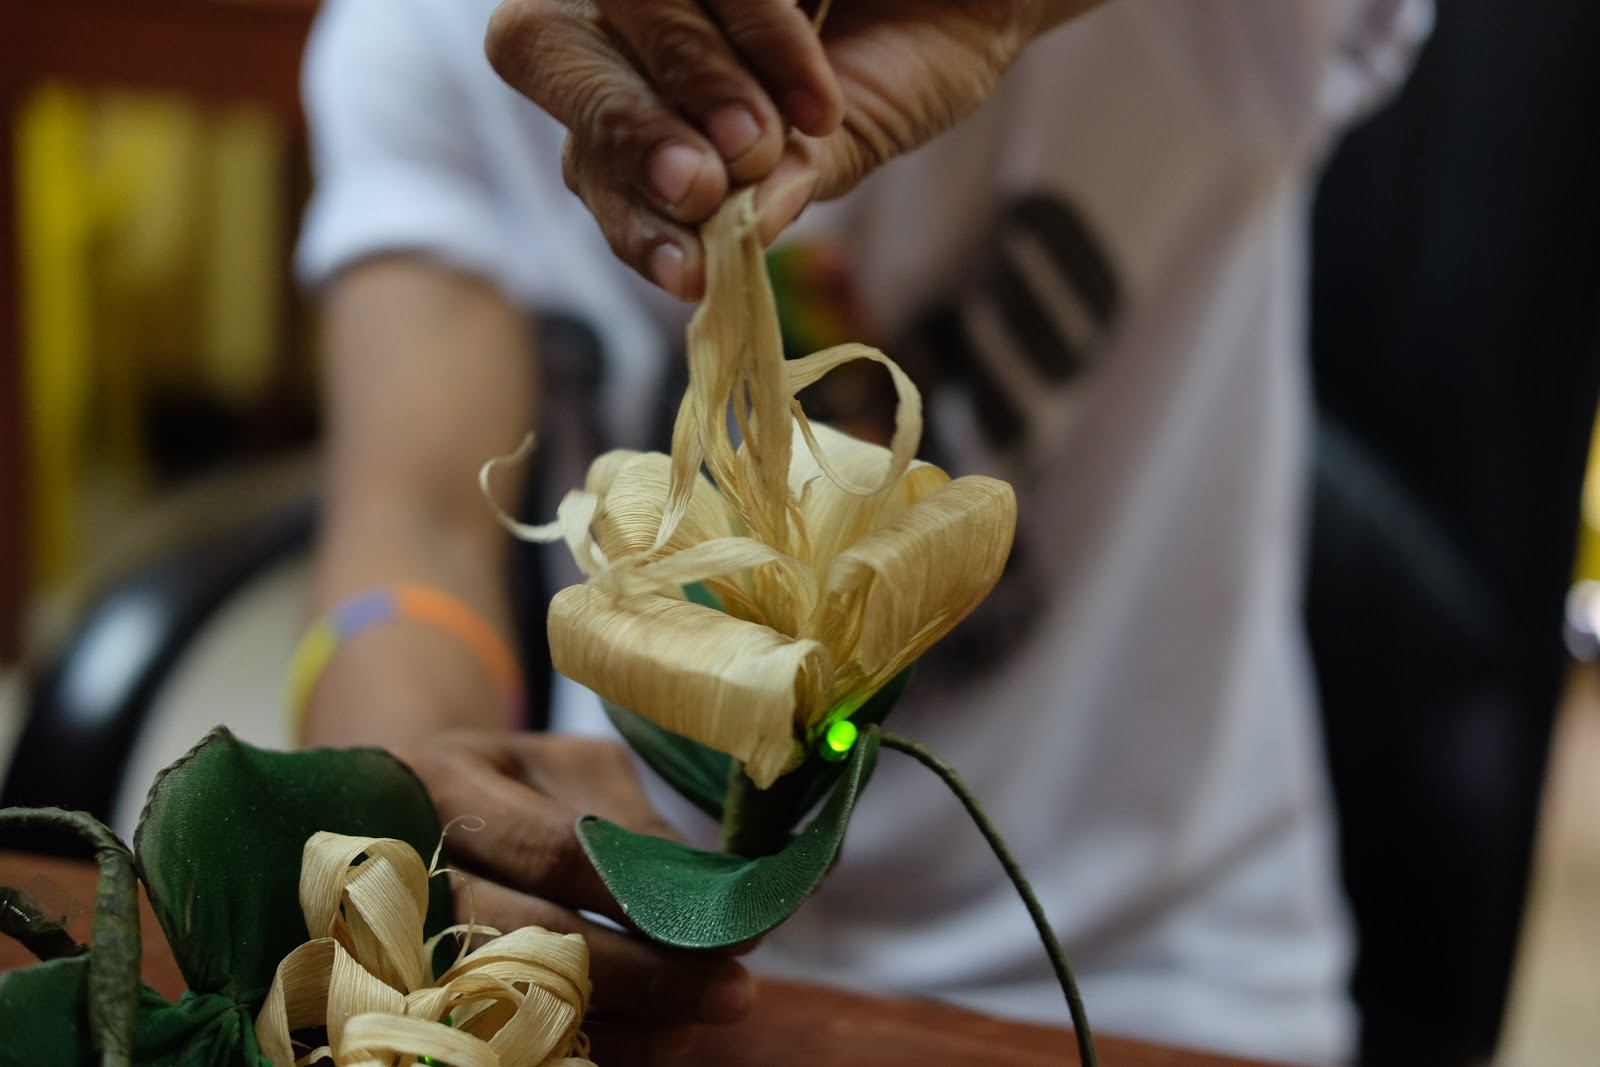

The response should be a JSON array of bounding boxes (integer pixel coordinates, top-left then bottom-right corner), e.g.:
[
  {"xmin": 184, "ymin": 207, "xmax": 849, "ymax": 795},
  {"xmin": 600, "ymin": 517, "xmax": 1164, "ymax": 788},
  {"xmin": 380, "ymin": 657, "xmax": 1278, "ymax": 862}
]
[{"xmin": 878, "ymin": 731, "xmax": 1097, "ymax": 1067}]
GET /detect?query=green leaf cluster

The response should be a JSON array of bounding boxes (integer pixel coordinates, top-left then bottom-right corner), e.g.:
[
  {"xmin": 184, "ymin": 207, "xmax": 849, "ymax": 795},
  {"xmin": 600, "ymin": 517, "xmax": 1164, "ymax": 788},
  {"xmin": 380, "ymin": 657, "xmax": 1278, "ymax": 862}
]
[{"xmin": 0, "ymin": 729, "xmax": 450, "ymax": 1067}]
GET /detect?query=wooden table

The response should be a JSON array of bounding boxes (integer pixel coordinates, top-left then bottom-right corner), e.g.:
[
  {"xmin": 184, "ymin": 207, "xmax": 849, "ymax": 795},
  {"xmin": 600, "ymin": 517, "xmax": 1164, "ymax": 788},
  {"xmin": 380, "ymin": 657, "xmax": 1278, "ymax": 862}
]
[{"xmin": 0, "ymin": 852, "xmax": 1278, "ymax": 1066}]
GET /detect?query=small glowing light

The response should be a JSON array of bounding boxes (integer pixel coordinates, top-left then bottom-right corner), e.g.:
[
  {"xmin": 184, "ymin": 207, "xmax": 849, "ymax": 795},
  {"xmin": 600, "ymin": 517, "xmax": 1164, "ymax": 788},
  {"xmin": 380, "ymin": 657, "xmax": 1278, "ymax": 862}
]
[{"xmin": 822, "ymin": 720, "xmax": 858, "ymax": 761}]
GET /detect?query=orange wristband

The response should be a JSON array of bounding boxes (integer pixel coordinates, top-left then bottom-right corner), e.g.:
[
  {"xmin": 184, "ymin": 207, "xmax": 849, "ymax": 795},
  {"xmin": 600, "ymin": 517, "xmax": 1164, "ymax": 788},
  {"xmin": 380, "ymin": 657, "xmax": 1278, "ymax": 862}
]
[{"xmin": 286, "ymin": 585, "xmax": 525, "ymax": 735}]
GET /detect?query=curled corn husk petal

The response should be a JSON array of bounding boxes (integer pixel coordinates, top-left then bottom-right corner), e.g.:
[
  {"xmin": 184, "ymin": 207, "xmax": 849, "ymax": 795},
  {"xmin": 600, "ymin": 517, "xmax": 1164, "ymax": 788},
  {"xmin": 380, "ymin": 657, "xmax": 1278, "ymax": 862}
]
[
  {"xmin": 255, "ymin": 832, "xmax": 595, "ymax": 1067},
  {"xmin": 787, "ymin": 420, "xmax": 949, "ymax": 580},
  {"xmin": 550, "ymin": 583, "xmax": 833, "ymax": 787},
  {"xmin": 785, "ymin": 341, "xmax": 922, "ymax": 503},
  {"xmin": 820, "ymin": 476, "xmax": 1018, "ymax": 698},
  {"xmin": 658, "ymin": 190, "xmax": 796, "ymax": 555},
  {"xmin": 298, "ymin": 831, "xmax": 431, "ymax": 992},
  {"xmin": 339, "ymin": 1012, "xmax": 496, "ymax": 1067},
  {"xmin": 587, "ymin": 449, "xmax": 744, "ymax": 558}
]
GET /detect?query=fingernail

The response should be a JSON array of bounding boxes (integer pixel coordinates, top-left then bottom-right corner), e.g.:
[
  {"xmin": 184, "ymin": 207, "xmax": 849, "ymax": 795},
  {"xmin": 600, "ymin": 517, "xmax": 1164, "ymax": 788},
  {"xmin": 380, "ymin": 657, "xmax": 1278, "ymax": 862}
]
[
  {"xmin": 756, "ymin": 167, "xmax": 820, "ymax": 245},
  {"xmin": 648, "ymin": 142, "xmax": 706, "ymax": 207},
  {"xmin": 694, "ymin": 961, "xmax": 755, "ymax": 1022},
  {"xmin": 648, "ymin": 241, "xmax": 687, "ymax": 295},
  {"xmin": 705, "ymin": 103, "xmax": 762, "ymax": 162}
]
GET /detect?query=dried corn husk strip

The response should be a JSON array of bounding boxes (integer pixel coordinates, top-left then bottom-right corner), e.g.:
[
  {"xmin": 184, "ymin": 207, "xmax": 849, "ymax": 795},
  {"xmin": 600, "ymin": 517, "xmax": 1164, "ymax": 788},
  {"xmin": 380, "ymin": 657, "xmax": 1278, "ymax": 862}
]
[
  {"xmin": 550, "ymin": 583, "xmax": 831, "ymax": 787},
  {"xmin": 591, "ymin": 536, "xmax": 819, "ymax": 640},
  {"xmin": 482, "ymin": 440, "xmax": 609, "ymax": 577},
  {"xmin": 785, "ymin": 342, "xmax": 921, "ymax": 503},
  {"xmin": 659, "ymin": 189, "xmax": 798, "ymax": 555},
  {"xmin": 819, "ymin": 476, "xmax": 1018, "ymax": 697},
  {"xmin": 787, "ymin": 421, "xmax": 948, "ymax": 582},
  {"xmin": 338, "ymin": 1012, "xmax": 495, "ymax": 1067},
  {"xmin": 255, "ymin": 832, "xmax": 595, "ymax": 1067},
  {"xmin": 298, "ymin": 832, "xmax": 431, "ymax": 992},
  {"xmin": 587, "ymin": 451, "xmax": 742, "ymax": 554}
]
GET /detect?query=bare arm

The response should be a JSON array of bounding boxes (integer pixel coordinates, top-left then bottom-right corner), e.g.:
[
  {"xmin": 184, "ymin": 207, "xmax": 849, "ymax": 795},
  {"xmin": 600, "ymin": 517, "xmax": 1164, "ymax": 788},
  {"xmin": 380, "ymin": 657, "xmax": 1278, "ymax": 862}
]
[
  {"xmin": 303, "ymin": 253, "xmax": 536, "ymax": 746},
  {"xmin": 299, "ymin": 254, "xmax": 754, "ymax": 1026}
]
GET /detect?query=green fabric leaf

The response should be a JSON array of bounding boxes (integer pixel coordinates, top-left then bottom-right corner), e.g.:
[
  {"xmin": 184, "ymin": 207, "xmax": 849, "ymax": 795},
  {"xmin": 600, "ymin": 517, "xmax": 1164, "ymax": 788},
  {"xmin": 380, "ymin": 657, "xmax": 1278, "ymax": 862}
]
[
  {"xmin": 602, "ymin": 701, "xmax": 732, "ymax": 821},
  {"xmin": 575, "ymin": 726, "xmax": 881, "ymax": 948},
  {"xmin": 131, "ymin": 728, "xmax": 451, "ymax": 1008},
  {"xmin": 0, "ymin": 807, "xmax": 141, "ymax": 1067},
  {"xmin": 0, "ymin": 954, "xmax": 94, "ymax": 1065},
  {"xmin": 784, "ymin": 667, "xmax": 912, "ymax": 824},
  {"xmin": 133, "ymin": 990, "xmax": 269, "ymax": 1067},
  {"xmin": 0, "ymin": 959, "xmax": 268, "ymax": 1067},
  {"xmin": 603, "ymin": 666, "xmax": 913, "ymax": 836}
]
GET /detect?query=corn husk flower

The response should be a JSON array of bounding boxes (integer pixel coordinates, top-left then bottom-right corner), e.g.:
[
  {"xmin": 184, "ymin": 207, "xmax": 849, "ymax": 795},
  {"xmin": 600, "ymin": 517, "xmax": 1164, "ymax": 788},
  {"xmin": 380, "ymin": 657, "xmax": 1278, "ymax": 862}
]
[
  {"xmin": 254, "ymin": 830, "xmax": 594, "ymax": 1067},
  {"xmin": 493, "ymin": 189, "xmax": 1016, "ymax": 789}
]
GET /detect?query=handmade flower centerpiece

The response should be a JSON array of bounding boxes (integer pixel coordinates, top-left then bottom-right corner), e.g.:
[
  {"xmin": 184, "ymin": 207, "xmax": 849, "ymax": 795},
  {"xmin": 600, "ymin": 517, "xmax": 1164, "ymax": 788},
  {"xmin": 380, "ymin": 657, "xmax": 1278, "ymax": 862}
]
[
  {"xmin": 0, "ymin": 191, "xmax": 1096, "ymax": 1066},
  {"xmin": 484, "ymin": 188, "xmax": 1095, "ymax": 1065},
  {"xmin": 487, "ymin": 185, "xmax": 1014, "ymax": 887}
]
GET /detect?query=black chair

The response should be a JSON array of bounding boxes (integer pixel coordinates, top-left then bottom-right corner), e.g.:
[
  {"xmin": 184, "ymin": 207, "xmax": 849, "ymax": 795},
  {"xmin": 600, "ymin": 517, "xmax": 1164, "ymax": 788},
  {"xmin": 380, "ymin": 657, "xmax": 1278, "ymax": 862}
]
[{"xmin": 1305, "ymin": 1, "xmax": 1600, "ymax": 1064}]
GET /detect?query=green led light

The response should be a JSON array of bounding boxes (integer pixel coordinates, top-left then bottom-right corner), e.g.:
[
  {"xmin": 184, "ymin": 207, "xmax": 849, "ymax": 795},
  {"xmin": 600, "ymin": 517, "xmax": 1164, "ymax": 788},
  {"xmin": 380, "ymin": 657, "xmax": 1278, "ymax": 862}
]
[{"xmin": 821, "ymin": 719, "xmax": 859, "ymax": 761}]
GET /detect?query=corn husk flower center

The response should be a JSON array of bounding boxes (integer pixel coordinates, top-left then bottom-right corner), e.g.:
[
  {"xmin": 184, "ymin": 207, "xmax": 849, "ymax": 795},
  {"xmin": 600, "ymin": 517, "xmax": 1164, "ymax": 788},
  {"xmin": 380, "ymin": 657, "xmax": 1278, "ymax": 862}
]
[{"xmin": 494, "ymin": 189, "xmax": 1016, "ymax": 789}]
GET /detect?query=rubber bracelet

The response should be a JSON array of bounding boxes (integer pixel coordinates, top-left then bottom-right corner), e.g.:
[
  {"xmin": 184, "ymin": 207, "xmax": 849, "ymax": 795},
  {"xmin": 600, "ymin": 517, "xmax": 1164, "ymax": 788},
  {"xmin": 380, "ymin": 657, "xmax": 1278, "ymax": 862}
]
[{"xmin": 286, "ymin": 585, "xmax": 525, "ymax": 735}]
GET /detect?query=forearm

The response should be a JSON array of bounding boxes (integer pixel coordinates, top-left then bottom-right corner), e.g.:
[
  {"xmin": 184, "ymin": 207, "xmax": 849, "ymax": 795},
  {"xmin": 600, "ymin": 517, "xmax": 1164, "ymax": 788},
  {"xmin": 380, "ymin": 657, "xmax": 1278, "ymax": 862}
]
[{"xmin": 303, "ymin": 255, "xmax": 537, "ymax": 747}]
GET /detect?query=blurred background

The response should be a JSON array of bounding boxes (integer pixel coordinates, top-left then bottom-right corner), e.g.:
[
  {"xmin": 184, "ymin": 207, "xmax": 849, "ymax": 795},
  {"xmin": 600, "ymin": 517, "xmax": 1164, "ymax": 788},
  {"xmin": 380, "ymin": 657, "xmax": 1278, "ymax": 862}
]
[{"xmin": 0, "ymin": 2, "xmax": 1595, "ymax": 1066}]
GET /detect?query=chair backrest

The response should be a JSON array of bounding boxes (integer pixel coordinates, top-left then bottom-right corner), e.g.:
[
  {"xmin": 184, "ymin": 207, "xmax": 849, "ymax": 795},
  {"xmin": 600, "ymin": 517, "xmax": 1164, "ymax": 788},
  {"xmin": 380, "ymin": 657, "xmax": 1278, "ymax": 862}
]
[{"xmin": 1305, "ymin": 2, "xmax": 1600, "ymax": 1063}]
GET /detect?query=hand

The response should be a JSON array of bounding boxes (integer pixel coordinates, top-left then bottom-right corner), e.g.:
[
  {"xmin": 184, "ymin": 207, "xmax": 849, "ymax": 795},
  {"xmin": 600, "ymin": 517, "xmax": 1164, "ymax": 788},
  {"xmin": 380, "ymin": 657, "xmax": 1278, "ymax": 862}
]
[
  {"xmin": 486, "ymin": 0, "xmax": 1093, "ymax": 300},
  {"xmin": 387, "ymin": 728, "xmax": 756, "ymax": 1026}
]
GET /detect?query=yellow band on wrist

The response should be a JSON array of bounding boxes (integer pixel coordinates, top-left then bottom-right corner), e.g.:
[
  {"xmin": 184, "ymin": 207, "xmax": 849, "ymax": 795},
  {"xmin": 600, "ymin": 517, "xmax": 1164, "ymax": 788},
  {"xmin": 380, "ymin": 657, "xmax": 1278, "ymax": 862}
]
[{"xmin": 286, "ymin": 585, "xmax": 525, "ymax": 737}]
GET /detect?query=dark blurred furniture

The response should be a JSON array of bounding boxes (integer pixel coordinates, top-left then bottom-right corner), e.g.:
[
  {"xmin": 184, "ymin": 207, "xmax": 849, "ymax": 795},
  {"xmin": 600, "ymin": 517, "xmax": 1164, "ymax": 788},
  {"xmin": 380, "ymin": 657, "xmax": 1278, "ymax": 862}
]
[
  {"xmin": 0, "ymin": 490, "xmax": 316, "ymax": 851},
  {"xmin": 0, "ymin": 0, "xmax": 321, "ymax": 665},
  {"xmin": 1305, "ymin": 2, "xmax": 1600, "ymax": 1065}
]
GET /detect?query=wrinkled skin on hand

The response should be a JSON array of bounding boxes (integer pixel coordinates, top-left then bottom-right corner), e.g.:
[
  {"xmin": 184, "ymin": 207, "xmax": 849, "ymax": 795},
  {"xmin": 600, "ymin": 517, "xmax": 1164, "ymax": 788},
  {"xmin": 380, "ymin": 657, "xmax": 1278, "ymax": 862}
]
[
  {"xmin": 486, "ymin": 0, "xmax": 1058, "ymax": 299},
  {"xmin": 386, "ymin": 729, "xmax": 755, "ymax": 1032}
]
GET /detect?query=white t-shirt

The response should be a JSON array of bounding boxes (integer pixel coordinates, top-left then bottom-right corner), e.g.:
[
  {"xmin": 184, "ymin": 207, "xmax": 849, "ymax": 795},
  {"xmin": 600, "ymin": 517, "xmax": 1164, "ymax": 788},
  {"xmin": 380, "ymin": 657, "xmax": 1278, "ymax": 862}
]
[{"xmin": 298, "ymin": 2, "xmax": 1430, "ymax": 1061}]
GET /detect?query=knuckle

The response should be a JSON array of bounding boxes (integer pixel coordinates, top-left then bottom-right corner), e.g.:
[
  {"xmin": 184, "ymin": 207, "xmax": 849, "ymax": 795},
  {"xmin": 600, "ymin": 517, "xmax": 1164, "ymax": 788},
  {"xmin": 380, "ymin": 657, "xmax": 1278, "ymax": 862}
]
[
  {"xmin": 716, "ymin": 4, "xmax": 800, "ymax": 60},
  {"xmin": 509, "ymin": 820, "xmax": 581, "ymax": 885},
  {"xmin": 642, "ymin": 14, "xmax": 723, "ymax": 98},
  {"xmin": 484, "ymin": 0, "xmax": 542, "ymax": 83},
  {"xmin": 580, "ymin": 82, "xmax": 655, "ymax": 164}
]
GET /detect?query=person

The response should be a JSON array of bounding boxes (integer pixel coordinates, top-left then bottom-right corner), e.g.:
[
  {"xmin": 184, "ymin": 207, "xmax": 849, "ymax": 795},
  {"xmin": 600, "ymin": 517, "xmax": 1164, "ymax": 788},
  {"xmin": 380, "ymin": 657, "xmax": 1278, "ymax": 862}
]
[{"xmin": 292, "ymin": 0, "xmax": 1431, "ymax": 1060}]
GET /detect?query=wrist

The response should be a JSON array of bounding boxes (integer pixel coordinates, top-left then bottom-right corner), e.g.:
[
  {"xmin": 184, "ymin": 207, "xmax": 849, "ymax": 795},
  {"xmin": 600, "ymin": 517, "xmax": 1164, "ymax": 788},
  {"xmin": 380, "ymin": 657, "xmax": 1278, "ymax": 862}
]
[{"xmin": 293, "ymin": 585, "xmax": 525, "ymax": 747}]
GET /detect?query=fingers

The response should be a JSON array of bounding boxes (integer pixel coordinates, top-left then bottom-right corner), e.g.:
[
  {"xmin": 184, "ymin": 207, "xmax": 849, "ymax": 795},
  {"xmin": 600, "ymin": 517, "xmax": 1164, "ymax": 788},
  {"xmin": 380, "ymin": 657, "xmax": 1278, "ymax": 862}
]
[
  {"xmin": 489, "ymin": 3, "xmax": 726, "ymax": 217},
  {"xmin": 561, "ymin": 133, "xmax": 709, "ymax": 300},
  {"xmin": 752, "ymin": 139, "xmax": 822, "ymax": 247},
  {"xmin": 598, "ymin": 0, "xmax": 843, "ymax": 159},
  {"xmin": 412, "ymin": 743, "xmax": 625, "ymax": 926},
  {"xmin": 486, "ymin": 0, "xmax": 842, "ymax": 298},
  {"xmin": 458, "ymin": 875, "xmax": 756, "ymax": 1024},
  {"xmin": 500, "ymin": 733, "xmax": 686, "ymax": 842}
]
